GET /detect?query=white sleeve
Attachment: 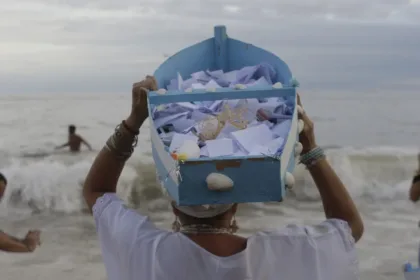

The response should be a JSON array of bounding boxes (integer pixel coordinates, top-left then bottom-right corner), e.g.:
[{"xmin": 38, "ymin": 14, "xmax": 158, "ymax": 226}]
[
  {"xmin": 305, "ymin": 218, "xmax": 356, "ymax": 251},
  {"xmin": 252, "ymin": 219, "xmax": 358, "ymax": 280},
  {"xmin": 92, "ymin": 193, "xmax": 161, "ymax": 271}
]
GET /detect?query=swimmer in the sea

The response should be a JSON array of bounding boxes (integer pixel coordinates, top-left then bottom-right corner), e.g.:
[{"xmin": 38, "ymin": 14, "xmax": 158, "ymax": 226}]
[
  {"xmin": 55, "ymin": 125, "xmax": 92, "ymax": 152},
  {"xmin": 0, "ymin": 173, "xmax": 42, "ymax": 253}
]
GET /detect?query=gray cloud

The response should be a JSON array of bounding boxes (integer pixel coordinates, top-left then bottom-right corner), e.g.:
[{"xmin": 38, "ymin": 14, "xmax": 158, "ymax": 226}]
[{"xmin": 0, "ymin": 0, "xmax": 419, "ymax": 94}]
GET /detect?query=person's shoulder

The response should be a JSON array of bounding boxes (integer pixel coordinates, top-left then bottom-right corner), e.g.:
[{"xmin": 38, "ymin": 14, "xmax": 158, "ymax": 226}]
[{"xmin": 253, "ymin": 219, "xmax": 353, "ymax": 242}]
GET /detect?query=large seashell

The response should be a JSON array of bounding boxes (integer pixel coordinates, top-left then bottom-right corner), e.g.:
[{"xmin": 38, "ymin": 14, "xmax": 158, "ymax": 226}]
[
  {"xmin": 156, "ymin": 88, "xmax": 167, "ymax": 95},
  {"xmin": 294, "ymin": 142, "xmax": 303, "ymax": 156},
  {"xmin": 206, "ymin": 173, "xmax": 234, "ymax": 191},
  {"xmin": 285, "ymin": 172, "xmax": 295, "ymax": 189},
  {"xmin": 298, "ymin": 119, "xmax": 304, "ymax": 134},
  {"xmin": 272, "ymin": 82, "xmax": 283, "ymax": 89},
  {"xmin": 177, "ymin": 140, "xmax": 200, "ymax": 159}
]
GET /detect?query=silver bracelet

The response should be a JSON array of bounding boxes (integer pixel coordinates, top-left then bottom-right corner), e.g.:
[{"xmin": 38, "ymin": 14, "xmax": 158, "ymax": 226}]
[
  {"xmin": 299, "ymin": 147, "xmax": 326, "ymax": 168},
  {"xmin": 104, "ymin": 122, "xmax": 138, "ymax": 161}
]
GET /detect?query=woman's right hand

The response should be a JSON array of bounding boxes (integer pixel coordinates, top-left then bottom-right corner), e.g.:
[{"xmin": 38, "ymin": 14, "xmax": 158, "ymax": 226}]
[
  {"xmin": 126, "ymin": 76, "xmax": 158, "ymax": 130},
  {"xmin": 297, "ymin": 94, "xmax": 317, "ymax": 154}
]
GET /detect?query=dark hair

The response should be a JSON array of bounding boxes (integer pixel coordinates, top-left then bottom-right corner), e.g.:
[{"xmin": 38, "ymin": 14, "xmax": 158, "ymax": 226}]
[
  {"xmin": 0, "ymin": 173, "xmax": 7, "ymax": 185},
  {"xmin": 68, "ymin": 125, "xmax": 76, "ymax": 134}
]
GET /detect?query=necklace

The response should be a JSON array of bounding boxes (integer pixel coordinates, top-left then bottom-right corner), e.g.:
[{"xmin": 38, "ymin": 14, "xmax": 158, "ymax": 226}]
[{"xmin": 180, "ymin": 224, "xmax": 232, "ymax": 235}]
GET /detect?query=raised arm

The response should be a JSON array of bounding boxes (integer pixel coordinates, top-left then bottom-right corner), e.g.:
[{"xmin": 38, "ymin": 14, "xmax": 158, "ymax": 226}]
[
  {"xmin": 0, "ymin": 230, "xmax": 41, "ymax": 253},
  {"xmin": 83, "ymin": 76, "xmax": 157, "ymax": 211},
  {"xmin": 297, "ymin": 95, "xmax": 364, "ymax": 242}
]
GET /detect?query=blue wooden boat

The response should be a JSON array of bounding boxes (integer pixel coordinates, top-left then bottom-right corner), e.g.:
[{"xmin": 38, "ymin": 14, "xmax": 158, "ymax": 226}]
[{"xmin": 147, "ymin": 25, "xmax": 301, "ymax": 206}]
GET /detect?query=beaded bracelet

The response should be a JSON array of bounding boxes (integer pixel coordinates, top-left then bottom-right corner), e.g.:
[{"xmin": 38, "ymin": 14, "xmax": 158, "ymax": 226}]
[
  {"xmin": 122, "ymin": 120, "xmax": 139, "ymax": 135},
  {"xmin": 300, "ymin": 147, "xmax": 326, "ymax": 168}
]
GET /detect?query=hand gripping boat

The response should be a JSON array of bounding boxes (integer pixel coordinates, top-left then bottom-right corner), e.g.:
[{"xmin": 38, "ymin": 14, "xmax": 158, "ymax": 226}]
[{"xmin": 147, "ymin": 25, "xmax": 303, "ymax": 206}]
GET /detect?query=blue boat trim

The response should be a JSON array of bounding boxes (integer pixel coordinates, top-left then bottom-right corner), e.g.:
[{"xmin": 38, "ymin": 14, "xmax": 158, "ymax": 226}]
[
  {"xmin": 152, "ymin": 146, "xmax": 179, "ymax": 202},
  {"xmin": 148, "ymin": 87, "xmax": 296, "ymax": 105}
]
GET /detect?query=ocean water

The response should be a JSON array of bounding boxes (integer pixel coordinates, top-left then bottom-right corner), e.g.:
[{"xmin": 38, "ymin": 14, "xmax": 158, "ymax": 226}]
[{"xmin": 0, "ymin": 90, "xmax": 420, "ymax": 280}]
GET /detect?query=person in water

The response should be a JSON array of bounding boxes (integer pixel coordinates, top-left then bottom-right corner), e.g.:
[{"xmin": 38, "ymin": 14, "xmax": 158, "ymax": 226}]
[
  {"xmin": 409, "ymin": 154, "xmax": 420, "ymax": 202},
  {"xmin": 56, "ymin": 125, "xmax": 92, "ymax": 152},
  {"xmin": 0, "ymin": 173, "xmax": 42, "ymax": 253},
  {"xmin": 83, "ymin": 76, "xmax": 364, "ymax": 280}
]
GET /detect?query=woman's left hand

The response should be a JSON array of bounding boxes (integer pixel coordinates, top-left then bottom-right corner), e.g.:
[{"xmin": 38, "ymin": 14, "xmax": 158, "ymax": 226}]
[{"xmin": 297, "ymin": 94, "xmax": 317, "ymax": 154}]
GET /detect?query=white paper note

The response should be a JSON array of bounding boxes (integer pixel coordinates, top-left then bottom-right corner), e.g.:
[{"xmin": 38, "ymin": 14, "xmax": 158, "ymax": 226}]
[
  {"xmin": 169, "ymin": 133, "xmax": 198, "ymax": 153},
  {"xmin": 230, "ymin": 124, "xmax": 274, "ymax": 152},
  {"xmin": 248, "ymin": 136, "xmax": 285, "ymax": 156},
  {"xmin": 153, "ymin": 112, "xmax": 189, "ymax": 129},
  {"xmin": 271, "ymin": 120, "xmax": 292, "ymax": 138},
  {"xmin": 205, "ymin": 138, "xmax": 235, "ymax": 157}
]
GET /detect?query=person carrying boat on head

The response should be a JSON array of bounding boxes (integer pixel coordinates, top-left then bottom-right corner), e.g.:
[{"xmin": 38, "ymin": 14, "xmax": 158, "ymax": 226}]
[
  {"xmin": 409, "ymin": 154, "xmax": 420, "ymax": 202},
  {"xmin": 0, "ymin": 173, "xmax": 42, "ymax": 253},
  {"xmin": 83, "ymin": 76, "xmax": 364, "ymax": 280}
]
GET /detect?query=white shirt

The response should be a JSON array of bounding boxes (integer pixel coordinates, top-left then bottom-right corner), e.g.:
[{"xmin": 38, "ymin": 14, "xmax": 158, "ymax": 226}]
[{"xmin": 93, "ymin": 193, "xmax": 359, "ymax": 280}]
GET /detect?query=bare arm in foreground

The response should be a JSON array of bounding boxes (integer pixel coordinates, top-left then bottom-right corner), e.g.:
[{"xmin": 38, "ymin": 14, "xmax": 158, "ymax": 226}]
[
  {"xmin": 298, "ymin": 95, "xmax": 364, "ymax": 242},
  {"xmin": 0, "ymin": 230, "xmax": 41, "ymax": 253},
  {"xmin": 83, "ymin": 76, "xmax": 157, "ymax": 211}
]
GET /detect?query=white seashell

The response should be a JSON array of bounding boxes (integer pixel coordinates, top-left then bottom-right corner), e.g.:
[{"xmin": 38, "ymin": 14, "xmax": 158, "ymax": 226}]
[
  {"xmin": 285, "ymin": 172, "xmax": 295, "ymax": 189},
  {"xmin": 177, "ymin": 140, "xmax": 200, "ymax": 159},
  {"xmin": 294, "ymin": 142, "xmax": 303, "ymax": 156},
  {"xmin": 234, "ymin": 84, "xmax": 247, "ymax": 90},
  {"xmin": 298, "ymin": 119, "xmax": 304, "ymax": 134},
  {"xmin": 185, "ymin": 88, "xmax": 193, "ymax": 93},
  {"xmin": 206, "ymin": 173, "xmax": 234, "ymax": 191},
  {"xmin": 272, "ymin": 82, "xmax": 283, "ymax": 89},
  {"xmin": 297, "ymin": 105, "xmax": 304, "ymax": 114},
  {"xmin": 206, "ymin": 87, "xmax": 217, "ymax": 92},
  {"xmin": 156, "ymin": 88, "xmax": 167, "ymax": 95}
]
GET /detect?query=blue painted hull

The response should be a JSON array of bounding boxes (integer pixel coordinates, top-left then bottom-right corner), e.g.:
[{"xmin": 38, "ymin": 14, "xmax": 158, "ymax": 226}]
[{"xmin": 147, "ymin": 25, "xmax": 299, "ymax": 206}]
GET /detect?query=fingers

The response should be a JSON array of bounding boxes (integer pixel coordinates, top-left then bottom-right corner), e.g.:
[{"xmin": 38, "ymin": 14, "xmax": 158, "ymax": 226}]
[
  {"xmin": 297, "ymin": 98, "xmax": 313, "ymax": 131},
  {"xmin": 139, "ymin": 87, "xmax": 149, "ymax": 95},
  {"xmin": 146, "ymin": 75, "xmax": 158, "ymax": 91},
  {"xmin": 296, "ymin": 93, "xmax": 305, "ymax": 115},
  {"xmin": 297, "ymin": 93, "xmax": 302, "ymax": 106},
  {"xmin": 132, "ymin": 75, "xmax": 158, "ymax": 91},
  {"xmin": 298, "ymin": 110, "xmax": 312, "ymax": 128}
]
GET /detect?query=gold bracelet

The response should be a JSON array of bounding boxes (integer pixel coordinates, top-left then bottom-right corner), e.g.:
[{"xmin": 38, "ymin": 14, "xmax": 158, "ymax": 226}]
[{"xmin": 105, "ymin": 122, "xmax": 138, "ymax": 161}]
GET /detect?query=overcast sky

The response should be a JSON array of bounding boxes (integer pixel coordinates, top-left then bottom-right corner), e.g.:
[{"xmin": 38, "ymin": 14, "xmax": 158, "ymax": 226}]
[{"xmin": 0, "ymin": 0, "xmax": 419, "ymax": 94}]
